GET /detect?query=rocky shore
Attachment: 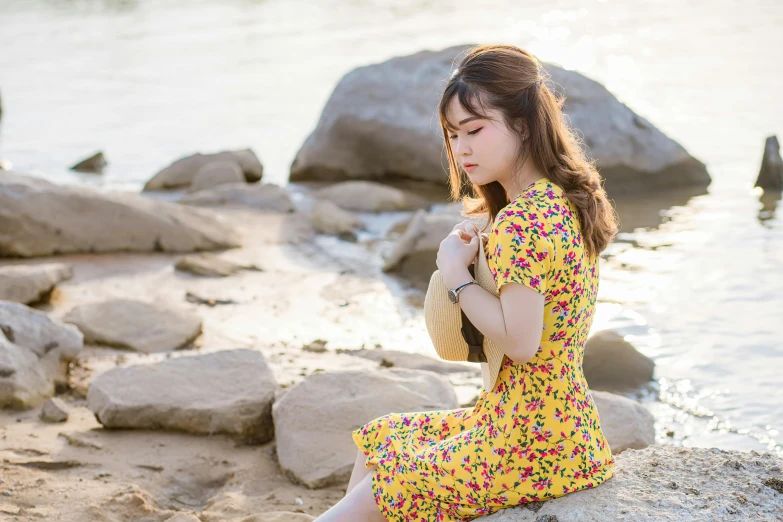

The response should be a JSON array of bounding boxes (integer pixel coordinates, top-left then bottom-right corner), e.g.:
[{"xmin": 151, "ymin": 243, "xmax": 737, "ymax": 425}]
[{"xmin": 2, "ymin": 46, "xmax": 780, "ymax": 521}]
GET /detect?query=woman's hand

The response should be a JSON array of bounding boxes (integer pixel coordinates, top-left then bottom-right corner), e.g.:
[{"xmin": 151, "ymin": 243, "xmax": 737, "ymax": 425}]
[{"xmin": 437, "ymin": 220, "xmax": 479, "ymax": 287}]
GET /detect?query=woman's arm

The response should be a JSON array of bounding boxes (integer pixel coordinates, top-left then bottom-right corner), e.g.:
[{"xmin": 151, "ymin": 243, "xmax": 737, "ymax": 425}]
[{"xmin": 441, "ymin": 265, "xmax": 544, "ymax": 364}]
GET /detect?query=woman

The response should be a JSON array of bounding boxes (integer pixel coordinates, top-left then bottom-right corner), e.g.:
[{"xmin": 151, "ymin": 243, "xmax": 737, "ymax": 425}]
[{"xmin": 315, "ymin": 44, "xmax": 619, "ymax": 522}]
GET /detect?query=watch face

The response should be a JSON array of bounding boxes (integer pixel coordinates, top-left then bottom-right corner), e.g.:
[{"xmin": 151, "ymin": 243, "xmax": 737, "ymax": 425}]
[{"xmin": 448, "ymin": 290, "xmax": 457, "ymax": 304}]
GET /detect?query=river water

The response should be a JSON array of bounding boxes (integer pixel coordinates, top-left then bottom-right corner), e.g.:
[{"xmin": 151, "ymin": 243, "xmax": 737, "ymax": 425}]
[{"xmin": 1, "ymin": 0, "xmax": 782, "ymax": 456}]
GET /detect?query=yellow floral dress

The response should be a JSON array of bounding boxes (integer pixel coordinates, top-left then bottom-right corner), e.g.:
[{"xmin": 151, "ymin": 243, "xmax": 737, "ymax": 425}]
[{"xmin": 352, "ymin": 178, "xmax": 614, "ymax": 521}]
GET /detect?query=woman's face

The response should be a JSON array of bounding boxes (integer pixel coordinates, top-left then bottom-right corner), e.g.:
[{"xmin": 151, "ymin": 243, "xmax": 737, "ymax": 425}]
[{"xmin": 444, "ymin": 95, "xmax": 521, "ymax": 188}]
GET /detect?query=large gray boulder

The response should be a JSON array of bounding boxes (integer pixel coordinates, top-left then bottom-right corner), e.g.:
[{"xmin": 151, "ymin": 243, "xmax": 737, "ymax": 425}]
[
  {"xmin": 291, "ymin": 45, "xmax": 709, "ymax": 195},
  {"xmin": 583, "ymin": 330, "xmax": 655, "ymax": 391},
  {"xmin": 0, "ymin": 263, "xmax": 73, "ymax": 304},
  {"xmin": 179, "ymin": 182, "xmax": 294, "ymax": 213},
  {"xmin": 479, "ymin": 446, "xmax": 783, "ymax": 521},
  {"xmin": 144, "ymin": 149, "xmax": 263, "ymax": 191},
  {"xmin": 87, "ymin": 349, "xmax": 278, "ymax": 442},
  {"xmin": 272, "ymin": 368, "xmax": 459, "ymax": 489},
  {"xmin": 337, "ymin": 348, "xmax": 480, "ymax": 376},
  {"xmin": 0, "ymin": 172, "xmax": 240, "ymax": 257},
  {"xmin": 63, "ymin": 298, "xmax": 202, "ymax": 353},
  {"xmin": 592, "ymin": 390, "xmax": 655, "ymax": 453},
  {"xmin": 0, "ymin": 301, "xmax": 84, "ymax": 408}
]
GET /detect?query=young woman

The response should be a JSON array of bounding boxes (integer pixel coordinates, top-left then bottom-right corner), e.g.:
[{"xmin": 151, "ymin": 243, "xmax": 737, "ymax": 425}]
[{"xmin": 315, "ymin": 44, "xmax": 619, "ymax": 522}]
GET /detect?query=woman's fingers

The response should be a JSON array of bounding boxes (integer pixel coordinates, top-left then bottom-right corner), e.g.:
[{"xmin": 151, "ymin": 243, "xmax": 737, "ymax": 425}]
[{"xmin": 452, "ymin": 220, "xmax": 477, "ymax": 238}]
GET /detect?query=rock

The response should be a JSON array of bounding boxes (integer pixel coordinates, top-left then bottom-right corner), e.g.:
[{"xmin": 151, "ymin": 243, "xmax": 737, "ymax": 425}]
[
  {"xmin": 0, "ymin": 300, "xmax": 83, "ymax": 388},
  {"xmin": 0, "ymin": 334, "xmax": 52, "ymax": 409},
  {"xmin": 755, "ymin": 135, "xmax": 783, "ymax": 191},
  {"xmin": 40, "ymin": 397, "xmax": 69, "ymax": 422},
  {"xmin": 291, "ymin": 45, "xmax": 709, "ymax": 195},
  {"xmin": 0, "ymin": 172, "xmax": 240, "ymax": 257},
  {"xmin": 175, "ymin": 253, "xmax": 246, "ymax": 277},
  {"xmin": 382, "ymin": 209, "xmax": 427, "ymax": 272},
  {"xmin": 0, "ymin": 263, "xmax": 73, "ymax": 304},
  {"xmin": 383, "ymin": 211, "xmax": 477, "ymax": 288},
  {"xmin": 592, "ymin": 390, "xmax": 654, "ymax": 453},
  {"xmin": 272, "ymin": 368, "xmax": 459, "ymax": 488},
  {"xmin": 144, "ymin": 149, "xmax": 263, "ymax": 191},
  {"xmin": 87, "ymin": 349, "xmax": 277, "ymax": 442},
  {"xmin": 164, "ymin": 514, "xmax": 202, "ymax": 522},
  {"xmin": 302, "ymin": 339, "xmax": 328, "ymax": 353},
  {"xmin": 63, "ymin": 298, "xmax": 202, "ymax": 353},
  {"xmin": 70, "ymin": 152, "xmax": 107, "ymax": 174},
  {"xmin": 235, "ymin": 514, "xmax": 314, "ymax": 522},
  {"xmin": 311, "ymin": 199, "xmax": 365, "ymax": 238},
  {"xmin": 583, "ymin": 330, "xmax": 655, "ymax": 391},
  {"xmin": 179, "ymin": 182, "xmax": 294, "ymax": 212},
  {"xmin": 189, "ymin": 161, "xmax": 246, "ymax": 193},
  {"xmin": 337, "ymin": 348, "xmax": 480, "ymax": 376},
  {"xmin": 478, "ymin": 446, "xmax": 783, "ymax": 521},
  {"xmin": 315, "ymin": 181, "xmax": 430, "ymax": 212}
]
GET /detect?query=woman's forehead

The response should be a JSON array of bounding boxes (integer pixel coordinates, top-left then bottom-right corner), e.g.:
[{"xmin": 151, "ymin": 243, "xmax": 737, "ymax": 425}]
[{"xmin": 445, "ymin": 96, "xmax": 491, "ymax": 130}]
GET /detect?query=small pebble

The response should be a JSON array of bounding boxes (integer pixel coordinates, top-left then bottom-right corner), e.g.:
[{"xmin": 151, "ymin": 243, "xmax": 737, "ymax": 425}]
[
  {"xmin": 770, "ymin": 465, "xmax": 780, "ymax": 472},
  {"xmin": 2, "ymin": 490, "xmax": 11, "ymax": 497},
  {"xmin": 295, "ymin": 497, "xmax": 304, "ymax": 505}
]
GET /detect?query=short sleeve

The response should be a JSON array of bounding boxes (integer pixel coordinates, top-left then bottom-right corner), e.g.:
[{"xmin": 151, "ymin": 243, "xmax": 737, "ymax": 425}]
[{"xmin": 488, "ymin": 206, "xmax": 552, "ymax": 295}]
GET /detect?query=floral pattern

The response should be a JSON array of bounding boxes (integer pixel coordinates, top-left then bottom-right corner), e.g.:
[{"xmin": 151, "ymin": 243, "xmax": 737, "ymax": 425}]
[{"xmin": 352, "ymin": 178, "xmax": 614, "ymax": 521}]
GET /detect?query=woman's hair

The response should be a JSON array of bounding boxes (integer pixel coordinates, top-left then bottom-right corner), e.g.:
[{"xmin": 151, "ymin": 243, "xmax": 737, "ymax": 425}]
[{"xmin": 438, "ymin": 44, "xmax": 619, "ymax": 258}]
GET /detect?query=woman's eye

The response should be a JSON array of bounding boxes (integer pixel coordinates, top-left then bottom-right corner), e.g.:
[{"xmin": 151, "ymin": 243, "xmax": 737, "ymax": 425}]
[
  {"xmin": 449, "ymin": 134, "xmax": 457, "ymax": 140},
  {"xmin": 468, "ymin": 127, "xmax": 483, "ymax": 135}
]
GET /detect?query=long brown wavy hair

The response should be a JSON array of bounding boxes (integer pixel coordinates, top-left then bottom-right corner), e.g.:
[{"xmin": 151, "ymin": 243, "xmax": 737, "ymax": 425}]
[{"xmin": 438, "ymin": 44, "xmax": 618, "ymax": 258}]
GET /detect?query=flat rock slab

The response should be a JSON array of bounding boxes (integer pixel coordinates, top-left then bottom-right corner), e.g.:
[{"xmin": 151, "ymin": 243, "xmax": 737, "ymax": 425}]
[
  {"xmin": 87, "ymin": 349, "xmax": 277, "ymax": 442},
  {"xmin": 337, "ymin": 348, "xmax": 480, "ymax": 376},
  {"xmin": 315, "ymin": 181, "xmax": 430, "ymax": 213},
  {"xmin": 0, "ymin": 263, "xmax": 73, "ymax": 304},
  {"xmin": 0, "ymin": 172, "xmax": 240, "ymax": 257},
  {"xmin": 0, "ymin": 300, "xmax": 83, "ymax": 361},
  {"xmin": 63, "ymin": 298, "xmax": 202, "ymax": 353},
  {"xmin": 479, "ymin": 446, "xmax": 783, "ymax": 521},
  {"xmin": 272, "ymin": 368, "xmax": 459, "ymax": 489},
  {"xmin": 179, "ymin": 182, "xmax": 294, "ymax": 213}
]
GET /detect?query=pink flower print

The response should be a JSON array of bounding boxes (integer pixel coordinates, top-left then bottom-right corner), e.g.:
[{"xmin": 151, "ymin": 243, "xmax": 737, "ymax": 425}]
[
  {"xmin": 529, "ymin": 275, "xmax": 542, "ymax": 289},
  {"xmin": 532, "ymin": 478, "xmax": 552, "ymax": 491},
  {"xmin": 549, "ymin": 331, "xmax": 566, "ymax": 342}
]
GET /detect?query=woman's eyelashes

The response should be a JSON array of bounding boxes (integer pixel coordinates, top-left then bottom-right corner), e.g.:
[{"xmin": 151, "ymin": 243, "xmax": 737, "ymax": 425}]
[{"xmin": 449, "ymin": 127, "xmax": 483, "ymax": 140}]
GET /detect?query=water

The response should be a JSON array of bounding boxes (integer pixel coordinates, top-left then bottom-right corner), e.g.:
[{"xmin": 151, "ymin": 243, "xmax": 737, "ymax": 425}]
[{"xmin": 1, "ymin": 0, "xmax": 782, "ymax": 455}]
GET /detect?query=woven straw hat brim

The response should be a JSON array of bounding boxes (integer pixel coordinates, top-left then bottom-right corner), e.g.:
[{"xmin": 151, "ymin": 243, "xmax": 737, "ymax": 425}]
[{"xmin": 424, "ymin": 231, "xmax": 505, "ymax": 391}]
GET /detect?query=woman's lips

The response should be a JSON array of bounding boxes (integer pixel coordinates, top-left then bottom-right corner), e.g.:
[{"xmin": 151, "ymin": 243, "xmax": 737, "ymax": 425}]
[{"xmin": 464, "ymin": 164, "xmax": 478, "ymax": 173}]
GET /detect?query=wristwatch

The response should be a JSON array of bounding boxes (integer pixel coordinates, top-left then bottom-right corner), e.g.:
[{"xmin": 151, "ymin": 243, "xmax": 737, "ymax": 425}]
[{"xmin": 448, "ymin": 280, "xmax": 476, "ymax": 304}]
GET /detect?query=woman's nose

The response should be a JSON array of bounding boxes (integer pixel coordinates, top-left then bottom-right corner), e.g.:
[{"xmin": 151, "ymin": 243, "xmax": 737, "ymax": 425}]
[{"xmin": 454, "ymin": 137, "xmax": 470, "ymax": 156}]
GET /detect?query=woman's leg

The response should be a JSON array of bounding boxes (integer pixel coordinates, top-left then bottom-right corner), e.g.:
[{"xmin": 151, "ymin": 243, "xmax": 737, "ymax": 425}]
[
  {"xmin": 314, "ymin": 470, "xmax": 386, "ymax": 522},
  {"xmin": 346, "ymin": 449, "xmax": 378, "ymax": 494}
]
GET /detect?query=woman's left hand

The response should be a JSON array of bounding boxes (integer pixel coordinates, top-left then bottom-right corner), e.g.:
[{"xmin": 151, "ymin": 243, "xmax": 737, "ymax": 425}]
[{"xmin": 436, "ymin": 222, "xmax": 479, "ymax": 277}]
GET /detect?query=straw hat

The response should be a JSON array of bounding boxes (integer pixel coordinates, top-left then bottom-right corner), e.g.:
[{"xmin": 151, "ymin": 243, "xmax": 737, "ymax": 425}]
[{"xmin": 424, "ymin": 228, "xmax": 505, "ymax": 391}]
